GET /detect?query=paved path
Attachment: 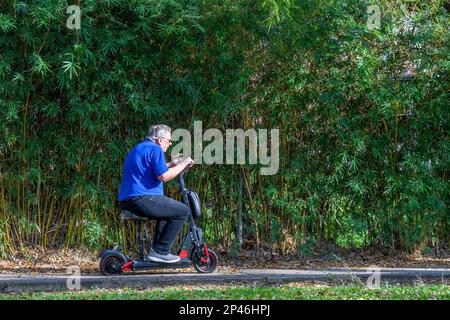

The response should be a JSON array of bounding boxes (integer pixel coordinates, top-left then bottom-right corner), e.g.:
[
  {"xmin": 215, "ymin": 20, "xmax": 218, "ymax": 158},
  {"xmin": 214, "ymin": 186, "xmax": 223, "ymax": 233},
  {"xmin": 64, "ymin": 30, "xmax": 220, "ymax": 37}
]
[{"xmin": 0, "ymin": 268, "xmax": 448, "ymax": 293}]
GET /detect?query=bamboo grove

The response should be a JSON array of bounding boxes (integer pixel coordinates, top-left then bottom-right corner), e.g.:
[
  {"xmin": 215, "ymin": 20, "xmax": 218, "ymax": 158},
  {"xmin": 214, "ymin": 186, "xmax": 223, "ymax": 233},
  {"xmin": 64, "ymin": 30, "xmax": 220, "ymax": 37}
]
[{"xmin": 0, "ymin": 0, "xmax": 448, "ymax": 258}]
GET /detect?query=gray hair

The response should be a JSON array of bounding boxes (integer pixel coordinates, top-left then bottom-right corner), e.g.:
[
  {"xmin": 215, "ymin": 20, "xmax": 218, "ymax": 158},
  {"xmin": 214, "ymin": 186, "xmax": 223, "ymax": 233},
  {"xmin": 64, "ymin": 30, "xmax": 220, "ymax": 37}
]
[{"xmin": 146, "ymin": 124, "xmax": 172, "ymax": 142}]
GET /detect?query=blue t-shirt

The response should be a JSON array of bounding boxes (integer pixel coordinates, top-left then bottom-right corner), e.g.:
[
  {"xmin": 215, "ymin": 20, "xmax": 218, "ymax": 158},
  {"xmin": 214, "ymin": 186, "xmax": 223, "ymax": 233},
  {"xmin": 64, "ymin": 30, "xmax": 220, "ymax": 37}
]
[{"xmin": 118, "ymin": 140, "xmax": 169, "ymax": 201}]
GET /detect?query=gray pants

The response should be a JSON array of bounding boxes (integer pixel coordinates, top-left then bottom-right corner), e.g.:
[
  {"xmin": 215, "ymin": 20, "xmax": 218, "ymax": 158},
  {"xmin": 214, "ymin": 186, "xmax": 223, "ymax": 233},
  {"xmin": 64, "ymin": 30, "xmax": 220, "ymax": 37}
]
[{"xmin": 120, "ymin": 195, "xmax": 189, "ymax": 254}]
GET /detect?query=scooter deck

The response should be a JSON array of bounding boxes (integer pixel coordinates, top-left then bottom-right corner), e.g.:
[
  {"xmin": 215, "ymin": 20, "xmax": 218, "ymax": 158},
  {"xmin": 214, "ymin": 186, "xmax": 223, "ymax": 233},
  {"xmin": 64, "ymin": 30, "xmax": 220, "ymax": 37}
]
[{"xmin": 131, "ymin": 259, "xmax": 192, "ymax": 270}]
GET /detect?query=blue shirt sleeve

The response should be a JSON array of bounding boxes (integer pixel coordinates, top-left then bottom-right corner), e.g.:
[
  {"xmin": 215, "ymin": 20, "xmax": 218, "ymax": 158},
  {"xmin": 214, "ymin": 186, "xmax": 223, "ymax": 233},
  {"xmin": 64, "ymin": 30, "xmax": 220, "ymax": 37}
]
[{"xmin": 149, "ymin": 146, "xmax": 169, "ymax": 178}]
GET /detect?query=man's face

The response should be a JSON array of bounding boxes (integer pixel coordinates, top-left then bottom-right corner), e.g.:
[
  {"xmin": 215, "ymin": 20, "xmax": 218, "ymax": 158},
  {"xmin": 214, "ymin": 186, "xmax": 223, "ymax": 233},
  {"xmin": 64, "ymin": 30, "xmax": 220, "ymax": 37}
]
[{"xmin": 157, "ymin": 133, "xmax": 172, "ymax": 152}]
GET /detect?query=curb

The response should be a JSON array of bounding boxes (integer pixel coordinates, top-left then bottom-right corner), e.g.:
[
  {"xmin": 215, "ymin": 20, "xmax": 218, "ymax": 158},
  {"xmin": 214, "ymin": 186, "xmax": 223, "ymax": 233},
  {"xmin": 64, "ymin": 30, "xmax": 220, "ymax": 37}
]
[{"xmin": 0, "ymin": 268, "xmax": 448, "ymax": 293}]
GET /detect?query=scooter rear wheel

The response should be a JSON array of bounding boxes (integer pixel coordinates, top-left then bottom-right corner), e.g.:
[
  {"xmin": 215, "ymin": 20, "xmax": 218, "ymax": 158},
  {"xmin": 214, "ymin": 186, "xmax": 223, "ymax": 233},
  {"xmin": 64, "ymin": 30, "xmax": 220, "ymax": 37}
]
[
  {"xmin": 100, "ymin": 253, "xmax": 126, "ymax": 276},
  {"xmin": 192, "ymin": 247, "xmax": 218, "ymax": 273}
]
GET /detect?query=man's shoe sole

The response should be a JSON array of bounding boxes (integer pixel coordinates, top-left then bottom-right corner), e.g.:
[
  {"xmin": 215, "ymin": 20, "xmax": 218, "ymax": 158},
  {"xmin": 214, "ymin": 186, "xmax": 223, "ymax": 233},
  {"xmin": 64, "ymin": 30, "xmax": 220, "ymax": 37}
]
[{"xmin": 148, "ymin": 256, "xmax": 181, "ymax": 263}]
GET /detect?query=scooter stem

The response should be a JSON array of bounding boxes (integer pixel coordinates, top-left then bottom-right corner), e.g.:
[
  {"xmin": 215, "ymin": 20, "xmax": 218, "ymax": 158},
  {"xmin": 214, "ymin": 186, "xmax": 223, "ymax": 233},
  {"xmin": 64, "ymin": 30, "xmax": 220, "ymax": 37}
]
[{"xmin": 178, "ymin": 171, "xmax": 187, "ymax": 193}]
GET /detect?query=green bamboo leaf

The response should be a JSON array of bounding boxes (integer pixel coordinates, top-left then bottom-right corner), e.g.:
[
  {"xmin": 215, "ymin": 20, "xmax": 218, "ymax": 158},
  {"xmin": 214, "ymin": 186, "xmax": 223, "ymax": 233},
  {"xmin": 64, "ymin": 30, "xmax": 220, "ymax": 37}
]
[
  {"xmin": 0, "ymin": 14, "xmax": 16, "ymax": 32},
  {"xmin": 61, "ymin": 53, "xmax": 81, "ymax": 79},
  {"xmin": 31, "ymin": 53, "xmax": 52, "ymax": 76}
]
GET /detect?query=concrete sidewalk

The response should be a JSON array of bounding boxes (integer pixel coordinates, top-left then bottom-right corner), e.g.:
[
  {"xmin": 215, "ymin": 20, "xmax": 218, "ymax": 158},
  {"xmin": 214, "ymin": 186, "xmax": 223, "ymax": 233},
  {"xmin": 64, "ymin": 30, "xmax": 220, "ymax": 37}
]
[{"xmin": 0, "ymin": 268, "xmax": 448, "ymax": 293}]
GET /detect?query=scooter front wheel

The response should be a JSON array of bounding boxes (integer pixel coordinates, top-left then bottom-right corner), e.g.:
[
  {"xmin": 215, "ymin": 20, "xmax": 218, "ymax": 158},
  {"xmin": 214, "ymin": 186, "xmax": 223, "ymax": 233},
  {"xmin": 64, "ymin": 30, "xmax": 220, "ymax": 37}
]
[{"xmin": 192, "ymin": 247, "xmax": 218, "ymax": 273}]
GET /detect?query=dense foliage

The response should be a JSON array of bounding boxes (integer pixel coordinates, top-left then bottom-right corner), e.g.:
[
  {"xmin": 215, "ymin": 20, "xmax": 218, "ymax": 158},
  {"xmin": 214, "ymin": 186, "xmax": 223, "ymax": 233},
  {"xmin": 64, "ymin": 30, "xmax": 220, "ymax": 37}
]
[{"xmin": 0, "ymin": 0, "xmax": 448, "ymax": 257}]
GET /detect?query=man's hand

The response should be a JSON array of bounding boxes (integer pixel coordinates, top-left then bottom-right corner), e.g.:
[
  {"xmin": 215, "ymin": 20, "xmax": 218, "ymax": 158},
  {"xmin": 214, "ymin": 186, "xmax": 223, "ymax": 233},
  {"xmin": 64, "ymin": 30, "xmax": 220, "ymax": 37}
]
[
  {"xmin": 168, "ymin": 155, "xmax": 193, "ymax": 168},
  {"xmin": 158, "ymin": 157, "xmax": 194, "ymax": 182},
  {"xmin": 183, "ymin": 157, "xmax": 194, "ymax": 168},
  {"xmin": 169, "ymin": 153, "xmax": 184, "ymax": 167}
]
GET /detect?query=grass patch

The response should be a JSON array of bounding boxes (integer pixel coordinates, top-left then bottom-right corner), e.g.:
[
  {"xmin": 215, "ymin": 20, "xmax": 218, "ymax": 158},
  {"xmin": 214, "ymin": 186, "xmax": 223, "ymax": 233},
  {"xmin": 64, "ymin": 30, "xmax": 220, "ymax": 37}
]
[{"xmin": 1, "ymin": 283, "xmax": 449, "ymax": 300}]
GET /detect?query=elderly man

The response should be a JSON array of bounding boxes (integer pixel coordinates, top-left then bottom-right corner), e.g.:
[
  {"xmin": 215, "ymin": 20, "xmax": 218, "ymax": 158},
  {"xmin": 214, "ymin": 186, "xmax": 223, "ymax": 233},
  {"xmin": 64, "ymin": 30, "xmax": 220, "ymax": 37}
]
[{"xmin": 118, "ymin": 124, "xmax": 194, "ymax": 263}]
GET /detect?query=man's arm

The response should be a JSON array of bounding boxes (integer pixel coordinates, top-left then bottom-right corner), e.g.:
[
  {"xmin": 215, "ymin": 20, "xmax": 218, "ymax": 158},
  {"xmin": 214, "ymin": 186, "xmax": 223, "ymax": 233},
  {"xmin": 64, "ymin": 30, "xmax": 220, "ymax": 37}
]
[{"xmin": 158, "ymin": 157, "xmax": 194, "ymax": 182}]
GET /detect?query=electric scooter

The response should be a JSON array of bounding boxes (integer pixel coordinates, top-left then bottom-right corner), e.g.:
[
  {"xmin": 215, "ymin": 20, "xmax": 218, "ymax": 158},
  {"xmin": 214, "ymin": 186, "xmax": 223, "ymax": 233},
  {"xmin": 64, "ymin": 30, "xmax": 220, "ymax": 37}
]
[{"xmin": 99, "ymin": 168, "xmax": 218, "ymax": 275}]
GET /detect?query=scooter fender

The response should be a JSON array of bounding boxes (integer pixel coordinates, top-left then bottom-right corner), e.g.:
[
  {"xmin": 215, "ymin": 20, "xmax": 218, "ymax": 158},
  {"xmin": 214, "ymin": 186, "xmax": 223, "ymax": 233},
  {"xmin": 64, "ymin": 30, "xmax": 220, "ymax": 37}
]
[{"xmin": 98, "ymin": 249, "xmax": 128, "ymax": 262}]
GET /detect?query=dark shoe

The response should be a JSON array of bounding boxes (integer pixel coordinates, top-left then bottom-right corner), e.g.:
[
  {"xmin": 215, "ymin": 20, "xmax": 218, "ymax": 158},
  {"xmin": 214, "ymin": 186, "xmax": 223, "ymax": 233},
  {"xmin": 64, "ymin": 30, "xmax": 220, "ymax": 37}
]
[{"xmin": 147, "ymin": 248, "xmax": 180, "ymax": 263}]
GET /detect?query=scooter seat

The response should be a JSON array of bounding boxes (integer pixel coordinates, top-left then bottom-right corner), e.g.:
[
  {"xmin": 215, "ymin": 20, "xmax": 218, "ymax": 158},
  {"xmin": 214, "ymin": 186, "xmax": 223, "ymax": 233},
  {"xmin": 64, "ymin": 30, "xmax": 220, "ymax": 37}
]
[{"xmin": 119, "ymin": 210, "xmax": 148, "ymax": 221}]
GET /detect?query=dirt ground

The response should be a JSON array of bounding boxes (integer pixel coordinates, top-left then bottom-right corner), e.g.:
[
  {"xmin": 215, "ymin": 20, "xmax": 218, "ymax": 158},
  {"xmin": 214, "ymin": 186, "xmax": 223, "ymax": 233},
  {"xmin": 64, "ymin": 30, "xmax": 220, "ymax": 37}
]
[{"xmin": 0, "ymin": 245, "xmax": 448, "ymax": 275}]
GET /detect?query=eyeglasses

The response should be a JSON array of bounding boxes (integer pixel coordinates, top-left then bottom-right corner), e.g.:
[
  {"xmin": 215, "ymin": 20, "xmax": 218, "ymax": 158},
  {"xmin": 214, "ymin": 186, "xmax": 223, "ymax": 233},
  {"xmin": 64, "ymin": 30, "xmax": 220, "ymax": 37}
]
[{"xmin": 159, "ymin": 136, "xmax": 172, "ymax": 144}]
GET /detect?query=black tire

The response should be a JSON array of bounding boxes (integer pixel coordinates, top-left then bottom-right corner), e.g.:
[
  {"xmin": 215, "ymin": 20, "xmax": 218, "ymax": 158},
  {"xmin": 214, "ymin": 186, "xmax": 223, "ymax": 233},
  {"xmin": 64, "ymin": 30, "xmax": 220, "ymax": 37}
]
[
  {"xmin": 100, "ymin": 253, "xmax": 127, "ymax": 276},
  {"xmin": 192, "ymin": 247, "xmax": 218, "ymax": 273}
]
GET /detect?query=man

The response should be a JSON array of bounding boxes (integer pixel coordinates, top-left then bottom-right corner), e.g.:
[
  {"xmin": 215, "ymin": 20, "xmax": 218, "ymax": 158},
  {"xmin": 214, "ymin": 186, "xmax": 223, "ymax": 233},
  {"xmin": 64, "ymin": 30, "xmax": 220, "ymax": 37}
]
[{"xmin": 118, "ymin": 124, "xmax": 194, "ymax": 263}]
